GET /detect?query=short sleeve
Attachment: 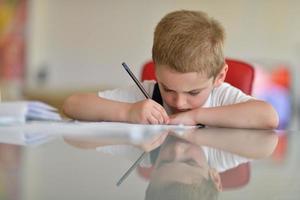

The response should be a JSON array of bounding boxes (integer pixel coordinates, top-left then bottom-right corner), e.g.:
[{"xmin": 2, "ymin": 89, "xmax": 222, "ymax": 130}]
[
  {"xmin": 210, "ymin": 83, "xmax": 255, "ymax": 106},
  {"xmin": 202, "ymin": 146, "xmax": 251, "ymax": 172},
  {"xmin": 98, "ymin": 80, "xmax": 156, "ymax": 103}
]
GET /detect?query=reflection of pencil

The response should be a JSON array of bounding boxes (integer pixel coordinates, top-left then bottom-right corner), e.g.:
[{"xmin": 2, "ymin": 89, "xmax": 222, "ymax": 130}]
[
  {"xmin": 117, "ymin": 62, "xmax": 150, "ymax": 186},
  {"xmin": 116, "ymin": 152, "xmax": 146, "ymax": 186}
]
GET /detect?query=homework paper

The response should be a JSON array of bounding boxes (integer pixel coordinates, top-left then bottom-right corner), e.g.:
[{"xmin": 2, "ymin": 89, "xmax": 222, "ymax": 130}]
[
  {"xmin": 0, "ymin": 101, "xmax": 61, "ymax": 125},
  {"xmin": 58, "ymin": 121, "xmax": 197, "ymax": 143}
]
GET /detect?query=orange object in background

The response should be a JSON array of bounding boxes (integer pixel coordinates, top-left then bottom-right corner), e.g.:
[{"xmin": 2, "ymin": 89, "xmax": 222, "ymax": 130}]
[
  {"xmin": 0, "ymin": 34, "xmax": 25, "ymax": 80},
  {"xmin": 271, "ymin": 66, "xmax": 291, "ymax": 89},
  {"xmin": 272, "ymin": 133, "xmax": 288, "ymax": 163},
  {"xmin": 0, "ymin": 0, "xmax": 26, "ymax": 81}
]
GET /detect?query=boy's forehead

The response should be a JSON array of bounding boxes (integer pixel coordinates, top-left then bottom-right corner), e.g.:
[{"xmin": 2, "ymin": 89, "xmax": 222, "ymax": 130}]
[{"xmin": 156, "ymin": 66, "xmax": 213, "ymax": 90}]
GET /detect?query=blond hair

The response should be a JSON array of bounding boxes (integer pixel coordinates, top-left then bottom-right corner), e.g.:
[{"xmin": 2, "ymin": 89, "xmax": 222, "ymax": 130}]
[
  {"xmin": 152, "ymin": 10, "xmax": 225, "ymax": 78},
  {"xmin": 145, "ymin": 179, "xmax": 219, "ymax": 200}
]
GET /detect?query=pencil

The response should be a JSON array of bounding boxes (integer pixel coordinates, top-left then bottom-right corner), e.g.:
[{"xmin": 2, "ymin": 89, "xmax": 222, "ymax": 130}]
[
  {"xmin": 116, "ymin": 62, "xmax": 150, "ymax": 186},
  {"xmin": 122, "ymin": 62, "xmax": 151, "ymax": 99}
]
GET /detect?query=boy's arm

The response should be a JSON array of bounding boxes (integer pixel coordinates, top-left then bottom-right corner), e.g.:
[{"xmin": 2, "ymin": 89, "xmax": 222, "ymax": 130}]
[
  {"xmin": 64, "ymin": 131, "xmax": 169, "ymax": 152},
  {"xmin": 63, "ymin": 93, "xmax": 131, "ymax": 122},
  {"xmin": 170, "ymin": 100, "xmax": 279, "ymax": 129},
  {"xmin": 62, "ymin": 93, "xmax": 169, "ymax": 124},
  {"xmin": 171, "ymin": 128, "xmax": 278, "ymax": 159}
]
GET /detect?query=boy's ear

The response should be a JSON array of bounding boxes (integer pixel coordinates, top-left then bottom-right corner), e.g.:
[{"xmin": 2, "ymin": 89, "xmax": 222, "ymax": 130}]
[
  {"xmin": 209, "ymin": 168, "xmax": 223, "ymax": 192},
  {"xmin": 213, "ymin": 64, "xmax": 228, "ymax": 87}
]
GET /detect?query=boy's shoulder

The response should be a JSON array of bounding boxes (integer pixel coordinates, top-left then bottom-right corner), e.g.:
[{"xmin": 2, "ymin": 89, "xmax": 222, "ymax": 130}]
[
  {"xmin": 210, "ymin": 82, "xmax": 254, "ymax": 106},
  {"xmin": 215, "ymin": 82, "xmax": 242, "ymax": 93},
  {"xmin": 98, "ymin": 80, "xmax": 157, "ymax": 102},
  {"xmin": 202, "ymin": 146, "xmax": 250, "ymax": 172}
]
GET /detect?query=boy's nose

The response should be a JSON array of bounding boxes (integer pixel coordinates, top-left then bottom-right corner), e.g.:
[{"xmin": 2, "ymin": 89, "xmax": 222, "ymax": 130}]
[
  {"xmin": 172, "ymin": 142, "xmax": 186, "ymax": 159},
  {"xmin": 174, "ymin": 94, "xmax": 187, "ymax": 110}
]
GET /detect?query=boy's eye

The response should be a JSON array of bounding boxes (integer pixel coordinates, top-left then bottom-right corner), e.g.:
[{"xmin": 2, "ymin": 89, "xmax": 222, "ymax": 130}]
[
  {"xmin": 185, "ymin": 159, "xmax": 198, "ymax": 167},
  {"xmin": 188, "ymin": 91, "xmax": 200, "ymax": 96},
  {"xmin": 163, "ymin": 88, "xmax": 173, "ymax": 92}
]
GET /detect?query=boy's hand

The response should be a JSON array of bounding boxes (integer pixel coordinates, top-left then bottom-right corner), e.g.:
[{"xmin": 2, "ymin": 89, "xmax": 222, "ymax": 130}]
[
  {"xmin": 135, "ymin": 131, "xmax": 169, "ymax": 152},
  {"xmin": 127, "ymin": 99, "xmax": 169, "ymax": 124},
  {"xmin": 168, "ymin": 110, "xmax": 197, "ymax": 125}
]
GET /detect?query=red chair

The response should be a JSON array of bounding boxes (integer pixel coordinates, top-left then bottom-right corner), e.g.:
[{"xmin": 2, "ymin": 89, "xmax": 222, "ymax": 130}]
[
  {"xmin": 138, "ymin": 58, "xmax": 255, "ymax": 190},
  {"xmin": 224, "ymin": 58, "xmax": 254, "ymax": 95},
  {"xmin": 141, "ymin": 58, "xmax": 254, "ymax": 95}
]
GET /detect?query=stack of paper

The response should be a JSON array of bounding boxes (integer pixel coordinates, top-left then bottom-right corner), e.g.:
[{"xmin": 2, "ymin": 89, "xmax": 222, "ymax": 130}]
[{"xmin": 0, "ymin": 101, "xmax": 61, "ymax": 125}]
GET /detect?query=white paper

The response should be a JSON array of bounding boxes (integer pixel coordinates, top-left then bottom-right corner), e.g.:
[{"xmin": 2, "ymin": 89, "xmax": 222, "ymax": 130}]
[{"xmin": 0, "ymin": 101, "xmax": 61, "ymax": 125}]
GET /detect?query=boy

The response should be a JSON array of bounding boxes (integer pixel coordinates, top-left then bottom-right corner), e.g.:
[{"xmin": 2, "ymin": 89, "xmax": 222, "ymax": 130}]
[{"xmin": 63, "ymin": 10, "xmax": 279, "ymax": 129}]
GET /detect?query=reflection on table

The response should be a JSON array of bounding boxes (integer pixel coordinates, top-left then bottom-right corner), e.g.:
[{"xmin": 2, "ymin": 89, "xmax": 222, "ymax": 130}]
[
  {"xmin": 0, "ymin": 121, "xmax": 296, "ymax": 200},
  {"xmin": 64, "ymin": 125, "xmax": 279, "ymax": 199},
  {"xmin": 142, "ymin": 128, "xmax": 278, "ymax": 199}
]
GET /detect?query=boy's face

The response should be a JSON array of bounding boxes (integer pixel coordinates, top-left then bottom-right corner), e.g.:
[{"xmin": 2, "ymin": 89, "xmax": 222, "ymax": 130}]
[
  {"xmin": 150, "ymin": 136, "xmax": 222, "ymax": 191},
  {"xmin": 152, "ymin": 136, "xmax": 209, "ymax": 183},
  {"xmin": 156, "ymin": 65, "xmax": 224, "ymax": 114}
]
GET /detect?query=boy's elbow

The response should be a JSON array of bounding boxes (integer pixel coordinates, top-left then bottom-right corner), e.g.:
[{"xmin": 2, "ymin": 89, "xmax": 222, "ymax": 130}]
[
  {"xmin": 264, "ymin": 103, "xmax": 279, "ymax": 129},
  {"xmin": 266, "ymin": 114, "xmax": 279, "ymax": 129},
  {"xmin": 62, "ymin": 95, "xmax": 78, "ymax": 117}
]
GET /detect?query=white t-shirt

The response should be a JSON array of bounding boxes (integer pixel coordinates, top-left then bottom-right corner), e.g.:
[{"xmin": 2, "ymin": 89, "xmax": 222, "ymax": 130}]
[
  {"xmin": 98, "ymin": 80, "xmax": 254, "ymax": 114},
  {"xmin": 96, "ymin": 81, "xmax": 254, "ymax": 171},
  {"xmin": 97, "ymin": 144, "xmax": 250, "ymax": 172},
  {"xmin": 202, "ymin": 146, "xmax": 250, "ymax": 172}
]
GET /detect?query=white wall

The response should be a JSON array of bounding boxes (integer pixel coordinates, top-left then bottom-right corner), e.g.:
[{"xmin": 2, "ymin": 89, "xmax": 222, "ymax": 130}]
[{"xmin": 27, "ymin": 0, "xmax": 300, "ymax": 92}]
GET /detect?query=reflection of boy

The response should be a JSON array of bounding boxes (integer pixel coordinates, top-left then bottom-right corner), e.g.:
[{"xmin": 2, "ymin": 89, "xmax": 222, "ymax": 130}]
[
  {"xmin": 145, "ymin": 136, "xmax": 249, "ymax": 200},
  {"xmin": 63, "ymin": 10, "xmax": 278, "ymax": 130}
]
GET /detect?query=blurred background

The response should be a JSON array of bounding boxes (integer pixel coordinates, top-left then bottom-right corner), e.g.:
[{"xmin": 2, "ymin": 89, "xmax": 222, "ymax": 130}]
[
  {"xmin": 0, "ymin": 0, "xmax": 299, "ymax": 199},
  {"xmin": 0, "ymin": 0, "xmax": 299, "ymax": 129}
]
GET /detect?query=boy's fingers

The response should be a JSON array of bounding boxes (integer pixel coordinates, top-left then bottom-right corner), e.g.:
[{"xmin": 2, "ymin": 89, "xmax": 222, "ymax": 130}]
[
  {"xmin": 162, "ymin": 111, "xmax": 170, "ymax": 124},
  {"xmin": 153, "ymin": 105, "xmax": 169, "ymax": 124},
  {"xmin": 151, "ymin": 110, "xmax": 165, "ymax": 124},
  {"xmin": 153, "ymin": 105, "xmax": 164, "ymax": 114},
  {"xmin": 159, "ymin": 108, "xmax": 169, "ymax": 124},
  {"xmin": 151, "ymin": 131, "xmax": 169, "ymax": 148},
  {"xmin": 148, "ymin": 115, "xmax": 159, "ymax": 124}
]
